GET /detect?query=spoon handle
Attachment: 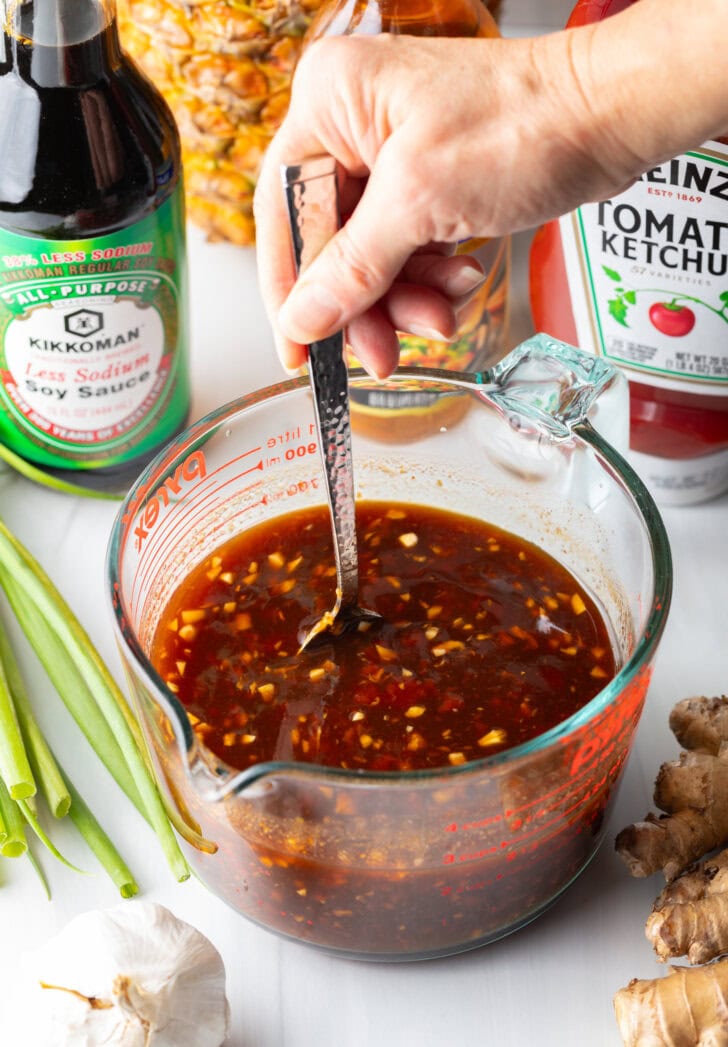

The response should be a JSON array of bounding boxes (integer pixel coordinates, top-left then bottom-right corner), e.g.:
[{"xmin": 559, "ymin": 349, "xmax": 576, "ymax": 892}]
[{"xmin": 282, "ymin": 157, "xmax": 359, "ymax": 604}]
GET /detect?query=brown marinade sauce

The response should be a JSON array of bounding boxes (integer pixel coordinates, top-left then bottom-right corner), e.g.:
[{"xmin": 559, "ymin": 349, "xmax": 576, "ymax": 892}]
[{"xmin": 151, "ymin": 501, "xmax": 616, "ymax": 772}]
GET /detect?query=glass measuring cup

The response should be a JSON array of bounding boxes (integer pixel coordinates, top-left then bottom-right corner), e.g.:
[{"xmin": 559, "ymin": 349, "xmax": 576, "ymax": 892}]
[{"xmin": 107, "ymin": 334, "xmax": 672, "ymax": 961}]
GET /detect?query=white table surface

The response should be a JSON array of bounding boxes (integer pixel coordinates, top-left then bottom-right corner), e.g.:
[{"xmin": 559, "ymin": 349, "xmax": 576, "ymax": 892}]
[
  {"xmin": 1, "ymin": 222, "xmax": 725, "ymax": 1047},
  {"xmin": 2, "ymin": 6, "xmax": 724, "ymax": 1043}
]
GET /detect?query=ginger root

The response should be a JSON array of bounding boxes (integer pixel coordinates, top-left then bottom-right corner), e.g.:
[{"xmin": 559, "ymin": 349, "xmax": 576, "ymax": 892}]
[
  {"xmin": 614, "ymin": 961, "xmax": 728, "ymax": 1047},
  {"xmin": 670, "ymin": 696, "xmax": 728, "ymax": 756},
  {"xmin": 647, "ymin": 850, "xmax": 728, "ymax": 965},
  {"xmin": 616, "ymin": 699, "xmax": 728, "ymax": 882},
  {"xmin": 613, "ymin": 697, "xmax": 728, "ymax": 1045}
]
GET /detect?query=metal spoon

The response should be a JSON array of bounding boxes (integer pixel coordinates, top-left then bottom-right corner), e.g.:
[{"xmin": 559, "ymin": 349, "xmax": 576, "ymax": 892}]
[{"xmin": 282, "ymin": 156, "xmax": 381, "ymax": 651}]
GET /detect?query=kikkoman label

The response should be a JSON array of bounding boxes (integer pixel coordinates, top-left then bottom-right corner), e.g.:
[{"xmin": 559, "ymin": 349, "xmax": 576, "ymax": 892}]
[
  {"xmin": 0, "ymin": 188, "xmax": 188, "ymax": 467},
  {"xmin": 559, "ymin": 141, "xmax": 728, "ymax": 394}
]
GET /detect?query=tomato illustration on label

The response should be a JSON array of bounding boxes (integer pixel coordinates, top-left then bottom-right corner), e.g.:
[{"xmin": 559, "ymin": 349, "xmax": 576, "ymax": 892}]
[
  {"xmin": 602, "ymin": 266, "xmax": 728, "ymax": 333},
  {"xmin": 648, "ymin": 301, "xmax": 697, "ymax": 337}
]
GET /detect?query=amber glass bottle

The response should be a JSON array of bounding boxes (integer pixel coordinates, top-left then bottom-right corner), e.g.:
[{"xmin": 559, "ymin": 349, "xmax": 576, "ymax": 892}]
[
  {"xmin": 0, "ymin": 0, "xmax": 189, "ymax": 494},
  {"xmin": 530, "ymin": 0, "xmax": 728, "ymax": 506},
  {"xmin": 304, "ymin": 0, "xmax": 510, "ymax": 442}
]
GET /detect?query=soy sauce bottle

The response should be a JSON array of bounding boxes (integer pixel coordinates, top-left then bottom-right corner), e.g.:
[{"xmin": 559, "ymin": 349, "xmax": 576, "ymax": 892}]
[
  {"xmin": 530, "ymin": 0, "xmax": 728, "ymax": 506},
  {"xmin": 303, "ymin": 0, "xmax": 510, "ymax": 443},
  {"xmin": 0, "ymin": 0, "xmax": 189, "ymax": 494}
]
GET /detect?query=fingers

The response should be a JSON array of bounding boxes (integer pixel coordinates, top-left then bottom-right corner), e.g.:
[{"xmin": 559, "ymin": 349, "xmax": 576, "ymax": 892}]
[
  {"xmin": 277, "ymin": 213, "xmax": 417, "ymax": 349},
  {"xmin": 257, "ymin": 193, "xmax": 486, "ymax": 377},
  {"xmin": 399, "ymin": 252, "xmax": 485, "ymax": 304},
  {"xmin": 253, "ymin": 36, "xmax": 387, "ymax": 371},
  {"xmin": 255, "ymin": 147, "xmax": 413, "ymax": 372},
  {"xmin": 252, "ymin": 34, "xmax": 490, "ymax": 374},
  {"xmin": 342, "ymin": 253, "xmax": 485, "ymax": 374},
  {"xmin": 266, "ymin": 244, "xmax": 489, "ymax": 381},
  {"xmin": 273, "ymin": 256, "xmax": 486, "ymax": 379},
  {"xmin": 253, "ymin": 141, "xmax": 309, "ymax": 372},
  {"xmin": 346, "ymin": 307, "xmax": 402, "ymax": 379},
  {"xmin": 273, "ymin": 212, "xmax": 487, "ymax": 365},
  {"xmin": 340, "ymin": 286, "xmax": 454, "ymax": 381}
]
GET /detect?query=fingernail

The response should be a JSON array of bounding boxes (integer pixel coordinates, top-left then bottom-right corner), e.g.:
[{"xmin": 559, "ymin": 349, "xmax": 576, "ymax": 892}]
[
  {"xmin": 443, "ymin": 265, "xmax": 485, "ymax": 297},
  {"xmin": 279, "ymin": 281, "xmax": 344, "ymax": 342},
  {"xmin": 273, "ymin": 332, "xmax": 303, "ymax": 376},
  {"xmin": 361, "ymin": 359, "xmax": 383, "ymax": 381},
  {"xmin": 281, "ymin": 361, "xmax": 303, "ymax": 378},
  {"xmin": 408, "ymin": 323, "xmax": 450, "ymax": 343}
]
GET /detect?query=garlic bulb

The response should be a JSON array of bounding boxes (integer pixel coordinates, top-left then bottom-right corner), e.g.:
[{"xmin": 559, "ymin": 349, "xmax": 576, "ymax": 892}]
[{"xmin": 22, "ymin": 901, "xmax": 230, "ymax": 1047}]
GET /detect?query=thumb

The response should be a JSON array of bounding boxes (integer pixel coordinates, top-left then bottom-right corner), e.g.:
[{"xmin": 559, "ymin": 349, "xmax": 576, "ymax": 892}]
[{"xmin": 278, "ymin": 162, "xmax": 420, "ymax": 345}]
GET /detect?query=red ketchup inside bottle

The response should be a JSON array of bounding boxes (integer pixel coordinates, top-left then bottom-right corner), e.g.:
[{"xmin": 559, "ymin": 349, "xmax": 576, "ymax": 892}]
[{"xmin": 529, "ymin": 0, "xmax": 728, "ymax": 505}]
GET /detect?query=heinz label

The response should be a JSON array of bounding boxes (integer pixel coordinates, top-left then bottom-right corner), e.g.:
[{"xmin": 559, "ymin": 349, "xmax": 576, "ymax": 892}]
[{"xmin": 559, "ymin": 141, "xmax": 728, "ymax": 394}]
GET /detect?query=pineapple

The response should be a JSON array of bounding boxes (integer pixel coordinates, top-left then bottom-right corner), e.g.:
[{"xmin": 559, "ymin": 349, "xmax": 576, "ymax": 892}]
[
  {"xmin": 118, "ymin": 0, "xmax": 501, "ymax": 246},
  {"xmin": 118, "ymin": 0, "xmax": 324, "ymax": 245}
]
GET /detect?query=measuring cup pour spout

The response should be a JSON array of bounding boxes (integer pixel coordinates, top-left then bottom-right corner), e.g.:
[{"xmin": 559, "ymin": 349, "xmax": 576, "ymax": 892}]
[{"xmin": 481, "ymin": 334, "xmax": 631, "ymax": 453}]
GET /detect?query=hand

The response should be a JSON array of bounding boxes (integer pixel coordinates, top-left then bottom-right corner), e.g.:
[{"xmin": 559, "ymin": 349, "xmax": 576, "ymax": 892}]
[
  {"xmin": 254, "ymin": 30, "xmax": 621, "ymax": 376},
  {"xmin": 254, "ymin": 1, "xmax": 726, "ymax": 377}
]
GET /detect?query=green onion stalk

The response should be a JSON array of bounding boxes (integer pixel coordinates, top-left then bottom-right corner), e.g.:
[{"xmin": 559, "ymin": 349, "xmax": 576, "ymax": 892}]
[{"xmin": 0, "ymin": 515, "xmax": 192, "ymax": 895}]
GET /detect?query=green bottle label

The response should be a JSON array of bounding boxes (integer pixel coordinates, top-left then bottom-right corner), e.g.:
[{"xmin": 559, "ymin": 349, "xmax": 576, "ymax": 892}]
[{"xmin": 0, "ymin": 186, "xmax": 189, "ymax": 469}]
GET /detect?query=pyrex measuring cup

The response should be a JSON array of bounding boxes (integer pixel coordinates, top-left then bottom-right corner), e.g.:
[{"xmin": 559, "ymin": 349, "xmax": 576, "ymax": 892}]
[{"xmin": 107, "ymin": 334, "xmax": 672, "ymax": 961}]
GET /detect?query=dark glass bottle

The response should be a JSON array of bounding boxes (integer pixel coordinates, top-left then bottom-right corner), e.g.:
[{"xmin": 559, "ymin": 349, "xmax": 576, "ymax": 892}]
[{"xmin": 0, "ymin": 0, "xmax": 189, "ymax": 494}]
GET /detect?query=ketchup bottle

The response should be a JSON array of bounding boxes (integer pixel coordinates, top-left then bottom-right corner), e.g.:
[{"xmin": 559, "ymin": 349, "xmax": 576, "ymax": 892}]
[{"xmin": 529, "ymin": 0, "xmax": 728, "ymax": 505}]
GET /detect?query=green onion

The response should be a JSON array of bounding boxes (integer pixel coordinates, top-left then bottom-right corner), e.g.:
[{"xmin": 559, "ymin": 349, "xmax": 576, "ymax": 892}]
[
  {"xmin": 0, "ymin": 515, "xmax": 192, "ymax": 890},
  {"xmin": 18, "ymin": 799, "xmax": 83, "ymax": 873},
  {"xmin": 0, "ymin": 637, "xmax": 35, "ymax": 801},
  {"xmin": 65, "ymin": 777, "xmax": 138, "ymax": 898},
  {"xmin": 0, "ymin": 623, "xmax": 136, "ymax": 894},
  {"xmin": 1, "ymin": 619, "xmax": 143, "ymax": 894},
  {"xmin": 0, "ymin": 776, "xmax": 26, "ymax": 857},
  {"xmin": 0, "ymin": 571, "xmax": 144, "ymax": 813},
  {"xmin": 0, "ymin": 446, "xmax": 118, "ymax": 500},
  {"xmin": 0, "ymin": 621, "xmax": 69, "ymax": 818},
  {"xmin": 26, "ymin": 847, "xmax": 51, "ymax": 900},
  {"xmin": 163, "ymin": 795, "xmax": 218, "ymax": 856}
]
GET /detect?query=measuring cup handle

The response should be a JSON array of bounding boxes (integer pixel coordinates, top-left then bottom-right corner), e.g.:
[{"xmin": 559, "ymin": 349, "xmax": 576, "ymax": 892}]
[{"xmin": 485, "ymin": 333, "xmax": 629, "ymax": 454}]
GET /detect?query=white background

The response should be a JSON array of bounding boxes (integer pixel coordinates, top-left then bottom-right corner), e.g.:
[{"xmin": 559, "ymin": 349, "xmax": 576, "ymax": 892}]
[{"xmin": 4, "ymin": 3, "xmax": 728, "ymax": 1045}]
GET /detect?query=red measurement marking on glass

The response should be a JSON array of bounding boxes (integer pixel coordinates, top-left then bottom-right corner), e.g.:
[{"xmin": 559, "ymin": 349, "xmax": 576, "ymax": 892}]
[
  {"xmin": 508, "ymin": 774, "xmax": 610, "ymax": 830},
  {"xmin": 441, "ymin": 800, "xmax": 607, "ymax": 873},
  {"xmin": 443, "ymin": 760, "xmax": 600, "ymax": 836},
  {"xmin": 444, "ymin": 814, "xmax": 503, "ymax": 833},
  {"xmin": 130, "ymin": 475, "xmax": 266, "ymax": 623},
  {"xmin": 443, "ymin": 845, "xmax": 500, "ymax": 865},
  {"xmin": 128, "ymin": 442, "xmax": 262, "ymax": 552},
  {"xmin": 501, "ymin": 794, "xmax": 596, "ymax": 852},
  {"xmin": 285, "ymin": 475, "xmax": 321, "ymax": 497},
  {"xmin": 506, "ymin": 762, "xmax": 626, "ymax": 849},
  {"xmin": 131, "ymin": 443, "xmax": 327, "ymax": 614},
  {"xmin": 439, "ymin": 880, "xmax": 489, "ymax": 897},
  {"xmin": 132, "ymin": 487, "xmax": 220, "ymax": 616},
  {"xmin": 177, "ymin": 474, "xmax": 325, "ymax": 591},
  {"xmin": 129, "ymin": 444, "xmax": 265, "ymax": 606},
  {"xmin": 441, "ymin": 758, "xmax": 627, "ymax": 866},
  {"xmin": 469, "ymin": 716, "xmax": 638, "ymax": 833},
  {"xmin": 130, "ymin": 463, "xmax": 325, "ymax": 625}
]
